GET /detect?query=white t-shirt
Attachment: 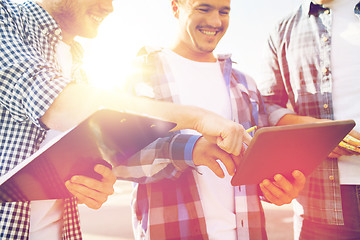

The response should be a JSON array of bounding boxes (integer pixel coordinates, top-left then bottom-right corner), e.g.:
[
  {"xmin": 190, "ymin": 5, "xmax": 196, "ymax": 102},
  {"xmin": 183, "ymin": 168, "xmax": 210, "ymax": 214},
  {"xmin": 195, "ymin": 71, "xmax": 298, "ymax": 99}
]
[
  {"xmin": 29, "ymin": 41, "xmax": 73, "ymax": 239},
  {"xmin": 162, "ymin": 49, "xmax": 236, "ymax": 240},
  {"xmin": 327, "ymin": 0, "xmax": 360, "ymax": 184}
]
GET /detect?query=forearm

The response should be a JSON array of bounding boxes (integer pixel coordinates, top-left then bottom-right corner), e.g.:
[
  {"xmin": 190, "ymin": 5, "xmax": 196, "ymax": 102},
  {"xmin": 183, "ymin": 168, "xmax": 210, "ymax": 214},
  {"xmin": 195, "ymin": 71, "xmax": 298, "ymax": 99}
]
[
  {"xmin": 41, "ymin": 82, "xmax": 207, "ymax": 132},
  {"xmin": 114, "ymin": 95, "xmax": 207, "ymax": 132},
  {"xmin": 111, "ymin": 134, "xmax": 198, "ymax": 184},
  {"xmin": 277, "ymin": 114, "xmax": 328, "ymax": 126}
]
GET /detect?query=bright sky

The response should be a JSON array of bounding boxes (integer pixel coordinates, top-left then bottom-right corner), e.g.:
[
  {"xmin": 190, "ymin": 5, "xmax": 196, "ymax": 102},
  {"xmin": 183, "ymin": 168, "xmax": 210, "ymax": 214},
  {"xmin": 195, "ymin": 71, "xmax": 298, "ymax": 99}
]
[
  {"xmin": 14, "ymin": 0, "xmax": 304, "ymax": 88},
  {"xmin": 81, "ymin": 0, "xmax": 304, "ymax": 88}
]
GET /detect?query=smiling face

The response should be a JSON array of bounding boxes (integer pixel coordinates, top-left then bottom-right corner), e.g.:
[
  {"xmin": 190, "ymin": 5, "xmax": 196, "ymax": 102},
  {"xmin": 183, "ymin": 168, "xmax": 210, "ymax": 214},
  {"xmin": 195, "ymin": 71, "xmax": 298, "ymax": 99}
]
[
  {"xmin": 171, "ymin": 0, "xmax": 231, "ymax": 62},
  {"xmin": 44, "ymin": 0, "xmax": 113, "ymax": 43}
]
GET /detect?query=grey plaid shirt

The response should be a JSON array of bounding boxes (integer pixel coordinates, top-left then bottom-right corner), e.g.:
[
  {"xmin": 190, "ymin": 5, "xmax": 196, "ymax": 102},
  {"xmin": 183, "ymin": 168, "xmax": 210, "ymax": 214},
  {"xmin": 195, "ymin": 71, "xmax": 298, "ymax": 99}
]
[
  {"xmin": 259, "ymin": 0, "xmax": 360, "ymax": 225},
  {"xmin": 0, "ymin": 0, "xmax": 81, "ymax": 239}
]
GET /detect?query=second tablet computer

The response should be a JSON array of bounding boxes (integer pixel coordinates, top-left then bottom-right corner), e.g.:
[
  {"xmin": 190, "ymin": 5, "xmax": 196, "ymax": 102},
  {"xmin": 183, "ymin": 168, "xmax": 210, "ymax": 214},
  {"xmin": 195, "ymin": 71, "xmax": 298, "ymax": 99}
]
[{"xmin": 231, "ymin": 120, "xmax": 355, "ymax": 186}]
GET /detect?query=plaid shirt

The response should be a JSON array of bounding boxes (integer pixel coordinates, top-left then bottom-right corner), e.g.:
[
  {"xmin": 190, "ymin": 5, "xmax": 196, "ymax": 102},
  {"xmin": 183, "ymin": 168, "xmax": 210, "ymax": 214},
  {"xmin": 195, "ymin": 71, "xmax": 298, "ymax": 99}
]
[
  {"xmin": 259, "ymin": 0, "xmax": 360, "ymax": 225},
  {"xmin": 113, "ymin": 47, "xmax": 268, "ymax": 239},
  {"xmin": 0, "ymin": 1, "xmax": 81, "ymax": 239}
]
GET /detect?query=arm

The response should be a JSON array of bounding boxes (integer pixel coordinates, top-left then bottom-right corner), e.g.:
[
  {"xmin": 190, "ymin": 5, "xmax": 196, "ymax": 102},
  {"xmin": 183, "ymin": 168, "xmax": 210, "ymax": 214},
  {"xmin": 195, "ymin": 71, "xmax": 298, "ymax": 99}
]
[
  {"xmin": 111, "ymin": 134, "xmax": 199, "ymax": 184},
  {"xmin": 258, "ymin": 24, "xmax": 296, "ymax": 126},
  {"xmin": 259, "ymin": 28, "xmax": 358, "ymax": 158},
  {"xmin": 66, "ymin": 135, "xmax": 239, "ymax": 208},
  {"xmin": 278, "ymin": 114, "xmax": 360, "ymax": 158},
  {"xmin": 111, "ymin": 133, "xmax": 238, "ymax": 184},
  {"xmin": 41, "ymin": 83, "xmax": 250, "ymax": 156}
]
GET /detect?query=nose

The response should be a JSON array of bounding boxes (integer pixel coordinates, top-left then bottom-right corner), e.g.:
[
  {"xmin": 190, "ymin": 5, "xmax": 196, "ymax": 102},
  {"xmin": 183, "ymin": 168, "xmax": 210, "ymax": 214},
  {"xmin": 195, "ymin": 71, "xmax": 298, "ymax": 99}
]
[
  {"xmin": 100, "ymin": 0, "xmax": 114, "ymax": 14},
  {"xmin": 207, "ymin": 11, "xmax": 222, "ymax": 28}
]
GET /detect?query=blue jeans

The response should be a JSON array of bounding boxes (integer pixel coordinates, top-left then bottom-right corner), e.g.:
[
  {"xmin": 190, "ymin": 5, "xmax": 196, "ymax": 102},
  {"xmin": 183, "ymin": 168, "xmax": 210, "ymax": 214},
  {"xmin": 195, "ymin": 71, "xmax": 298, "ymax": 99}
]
[{"xmin": 299, "ymin": 185, "xmax": 360, "ymax": 240}]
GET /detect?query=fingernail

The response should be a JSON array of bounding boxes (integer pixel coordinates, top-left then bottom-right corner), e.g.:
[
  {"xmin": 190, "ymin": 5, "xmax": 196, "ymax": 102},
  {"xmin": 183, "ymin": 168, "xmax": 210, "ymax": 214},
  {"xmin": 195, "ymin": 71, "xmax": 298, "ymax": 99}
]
[
  {"xmin": 274, "ymin": 174, "xmax": 282, "ymax": 181},
  {"xmin": 293, "ymin": 170, "xmax": 301, "ymax": 177},
  {"xmin": 71, "ymin": 176, "xmax": 79, "ymax": 182},
  {"xmin": 263, "ymin": 179, "xmax": 270, "ymax": 186}
]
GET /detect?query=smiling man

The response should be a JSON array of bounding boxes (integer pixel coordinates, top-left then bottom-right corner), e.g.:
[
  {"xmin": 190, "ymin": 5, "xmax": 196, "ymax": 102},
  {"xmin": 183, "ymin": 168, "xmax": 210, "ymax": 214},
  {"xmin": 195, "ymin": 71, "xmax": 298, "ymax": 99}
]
[
  {"xmin": 122, "ymin": 0, "xmax": 306, "ymax": 239},
  {"xmin": 41, "ymin": 0, "xmax": 112, "ymax": 42},
  {"xmin": 0, "ymin": 0, "xmax": 258, "ymax": 239}
]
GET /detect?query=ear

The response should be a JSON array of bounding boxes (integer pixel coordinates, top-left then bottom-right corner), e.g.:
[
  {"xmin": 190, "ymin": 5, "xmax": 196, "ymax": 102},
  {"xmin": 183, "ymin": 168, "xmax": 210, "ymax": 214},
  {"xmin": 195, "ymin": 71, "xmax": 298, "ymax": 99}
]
[{"xmin": 171, "ymin": 0, "xmax": 180, "ymax": 19}]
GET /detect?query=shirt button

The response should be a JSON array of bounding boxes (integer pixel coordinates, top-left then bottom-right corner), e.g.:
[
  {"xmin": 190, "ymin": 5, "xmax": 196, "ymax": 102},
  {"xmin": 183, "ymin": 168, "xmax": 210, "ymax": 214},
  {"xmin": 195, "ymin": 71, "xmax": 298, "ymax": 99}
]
[
  {"xmin": 54, "ymin": 29, "xmax": 61, "ymax": 35},
  {"xmin": 323, "ymin": 104, "xmax": 329, "ymax": 109},
  {"xmin": 322, "ymin": 68, "xmax": 328, "ymax": 74},
  {"xmin": 324, "ymin": 9, "xmax": 330, "ymax": 14},
  {"xmin": 323, "ymin": 37, "xmax": 328, "ymax": 42},
  {"xmin": 329, "ymin": 175, "xmax": 335, "ymax": 181}
]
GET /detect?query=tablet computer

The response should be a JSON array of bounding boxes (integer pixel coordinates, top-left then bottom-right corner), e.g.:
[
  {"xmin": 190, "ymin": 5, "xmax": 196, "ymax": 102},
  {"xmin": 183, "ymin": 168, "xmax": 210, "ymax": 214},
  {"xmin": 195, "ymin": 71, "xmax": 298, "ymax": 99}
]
[
  {"xmin": 0, "ymin": 109, "xmax": 176, "ymax": 202},
  {"xmin": 231, "ymin": 120, "xmax": 355, "ymax": 186}
]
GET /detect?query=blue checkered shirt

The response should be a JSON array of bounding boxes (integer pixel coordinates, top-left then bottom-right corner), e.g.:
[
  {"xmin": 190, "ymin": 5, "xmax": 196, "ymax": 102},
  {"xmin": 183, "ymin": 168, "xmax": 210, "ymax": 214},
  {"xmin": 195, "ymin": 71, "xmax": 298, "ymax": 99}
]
[
  {"xmin": 259, "ymin": 0, "xmax": 360, "ymax": 225},
  {"xmin": 0, "ymin": 1, "xmax": 81, "ymax": 239}
]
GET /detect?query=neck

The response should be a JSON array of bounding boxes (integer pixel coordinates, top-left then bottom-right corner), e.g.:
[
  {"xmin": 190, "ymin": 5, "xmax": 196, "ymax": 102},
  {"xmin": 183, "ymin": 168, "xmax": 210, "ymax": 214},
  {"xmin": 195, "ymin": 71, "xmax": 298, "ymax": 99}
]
[
  {"xmin": 170, "ymin": 41, "xmax": 217, "ymax": 63},
  {"xmin": 36, "ymin": 1, "xmax": 75, "ymax": 44}
]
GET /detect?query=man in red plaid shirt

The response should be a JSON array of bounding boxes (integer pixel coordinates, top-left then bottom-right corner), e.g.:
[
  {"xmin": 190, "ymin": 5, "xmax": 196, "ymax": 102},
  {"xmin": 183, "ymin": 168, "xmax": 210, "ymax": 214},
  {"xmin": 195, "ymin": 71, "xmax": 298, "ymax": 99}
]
[{"xmin": 117, "ymin": 0, "xmax": 307, "ymax": 239}]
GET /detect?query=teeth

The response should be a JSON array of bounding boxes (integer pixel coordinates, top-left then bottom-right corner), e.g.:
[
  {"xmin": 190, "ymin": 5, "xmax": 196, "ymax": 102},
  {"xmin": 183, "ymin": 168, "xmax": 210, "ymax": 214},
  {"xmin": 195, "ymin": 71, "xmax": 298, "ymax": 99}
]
[
  {"xmin": 90, "ymin": 15, "xmax": 103, "ymax": 23},
  {"xmin": 200, "ymin": 30, "xmax": 217, "ymax": 36}
]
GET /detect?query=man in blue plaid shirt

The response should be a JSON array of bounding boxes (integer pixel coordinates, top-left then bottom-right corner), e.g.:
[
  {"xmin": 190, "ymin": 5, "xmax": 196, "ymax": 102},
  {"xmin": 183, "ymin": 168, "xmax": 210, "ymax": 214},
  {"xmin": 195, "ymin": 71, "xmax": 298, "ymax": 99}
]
[
  {"xmin": 0, "ymin": 0, "xmax": 266, "ymax": 239},
  {"xmin": 259, "ymin": 0, "xmax": 360, "ymax": 239}
]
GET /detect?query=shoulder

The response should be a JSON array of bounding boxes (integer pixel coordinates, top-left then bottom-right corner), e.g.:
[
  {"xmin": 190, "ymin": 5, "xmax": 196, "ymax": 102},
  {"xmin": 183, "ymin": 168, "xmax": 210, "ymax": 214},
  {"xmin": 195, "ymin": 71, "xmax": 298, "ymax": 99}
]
[
  {"xmin": 0, "ymin": 0, "xmax": 22, "ymax": 20},
  {"xmin": 132, "ymin": 46, "xmax": 164, "ymax": 65},
  {"xmin": 0, "ymin": 1, "xmax": 39, "ymax": 35},
  {"xmin": 269, "ymin": 4, "xmax": 305, "ymax": 42},
  {"xmin": 131, "ymin": 46, "xmax": 169, "ymax": 77},
  {"xmin": 231, "ymin": 67, "xmax": 259, "ymax": 93}
]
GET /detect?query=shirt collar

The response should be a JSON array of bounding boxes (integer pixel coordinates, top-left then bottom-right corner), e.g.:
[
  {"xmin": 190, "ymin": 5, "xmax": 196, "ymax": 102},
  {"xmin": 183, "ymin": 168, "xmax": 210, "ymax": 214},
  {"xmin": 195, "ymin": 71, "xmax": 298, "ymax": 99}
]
[
  {"xmin": 22, "ymin": 1, "xmax": 63, "ymax": 41},
  {"xmin": 217, "ymin": 53, "xmax": 232, "ymax": 62},
  {"xmin": 355, "ymin": 1, "xmax": 360, "ymax": 15},
  {"xmin": 305, "ymin": 0, "xmax": 360, "ymax": 17},
  {"xmin": 307, "ymin": 1, "xmax": 330, "ymax": 16}
]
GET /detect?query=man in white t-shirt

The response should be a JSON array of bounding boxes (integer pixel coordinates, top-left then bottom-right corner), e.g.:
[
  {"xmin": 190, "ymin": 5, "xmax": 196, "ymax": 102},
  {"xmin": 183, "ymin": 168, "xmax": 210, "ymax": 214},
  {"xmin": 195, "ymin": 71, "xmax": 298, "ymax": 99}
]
[
  {"xmin": 259, "ymin": 0, "xmax": 360, "ymax": 239},
  {"xmin": 121, "ymin": 0, "xmax": 306, "ymax": 239}
]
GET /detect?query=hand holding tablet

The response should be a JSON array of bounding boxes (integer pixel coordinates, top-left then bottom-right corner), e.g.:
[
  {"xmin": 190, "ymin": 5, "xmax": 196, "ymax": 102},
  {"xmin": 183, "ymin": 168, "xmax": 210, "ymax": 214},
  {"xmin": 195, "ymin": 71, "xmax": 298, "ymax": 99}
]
[{"xmin": 231, "ymin": 120, "xmax": 355, "ymax": 186}]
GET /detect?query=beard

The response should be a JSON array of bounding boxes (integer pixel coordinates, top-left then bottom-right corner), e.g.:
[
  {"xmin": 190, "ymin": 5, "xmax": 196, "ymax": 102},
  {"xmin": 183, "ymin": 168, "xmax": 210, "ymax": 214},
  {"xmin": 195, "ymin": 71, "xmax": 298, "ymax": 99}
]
[{"xmin": 51, "ymin": 0, "xmax": 80, "ymax": 36}]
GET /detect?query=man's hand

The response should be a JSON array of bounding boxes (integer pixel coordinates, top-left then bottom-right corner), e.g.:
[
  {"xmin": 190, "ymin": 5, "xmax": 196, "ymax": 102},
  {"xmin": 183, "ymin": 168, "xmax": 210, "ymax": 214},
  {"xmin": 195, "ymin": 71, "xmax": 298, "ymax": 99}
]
[
  {"xmin": 193, "ymin": 112, "xmax": 251, "ymax": 156},
  {"xmin": 259, "ymin": 170, "xmax": 306, "ymax": 206},
  {"xmin": 192, "ymin": 137, "xmax": 242, "ymax": 178},
  {"xmin": 65, "ymin": 164, "xmax": 117, "ymax": 209}
]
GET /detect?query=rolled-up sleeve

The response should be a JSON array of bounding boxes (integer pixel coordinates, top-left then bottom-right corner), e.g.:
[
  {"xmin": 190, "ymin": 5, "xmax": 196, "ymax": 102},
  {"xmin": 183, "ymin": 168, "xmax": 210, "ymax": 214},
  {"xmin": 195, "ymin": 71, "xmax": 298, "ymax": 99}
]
[
  {"xmin": 0, "ymin": 8, "xmax": 71, "ymax": 128},
  {"xmin": 112, "ymin": 134, "xmax": 201, "ymax": 184},
  {"xmin": 258, "ymin": 24, "xmax": 296, "ymax": 126}
]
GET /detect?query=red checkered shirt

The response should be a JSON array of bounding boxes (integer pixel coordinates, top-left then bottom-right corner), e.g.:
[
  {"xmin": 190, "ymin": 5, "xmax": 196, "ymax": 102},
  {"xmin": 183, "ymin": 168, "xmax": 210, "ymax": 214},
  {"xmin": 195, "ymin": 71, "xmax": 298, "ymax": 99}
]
[{"xmin": 112, "ymin": 47, "xmax": 269, "ymax": 240}]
